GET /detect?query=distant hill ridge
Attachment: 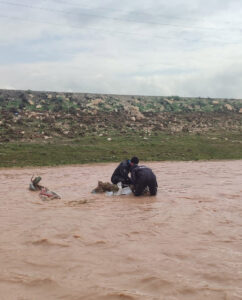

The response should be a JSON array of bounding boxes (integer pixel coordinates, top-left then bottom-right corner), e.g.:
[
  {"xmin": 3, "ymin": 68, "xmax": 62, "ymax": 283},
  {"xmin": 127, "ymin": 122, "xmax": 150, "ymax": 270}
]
[{"xmin": 0, "ymin": 89, "xmax": 241, "ymax": 141}]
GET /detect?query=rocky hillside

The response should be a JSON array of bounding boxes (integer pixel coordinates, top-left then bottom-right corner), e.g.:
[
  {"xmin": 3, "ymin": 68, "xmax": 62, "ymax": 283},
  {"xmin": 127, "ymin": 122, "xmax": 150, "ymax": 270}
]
[{"xmin": 0, "ymin": 89, "xmax": 241, "ymax": 142}]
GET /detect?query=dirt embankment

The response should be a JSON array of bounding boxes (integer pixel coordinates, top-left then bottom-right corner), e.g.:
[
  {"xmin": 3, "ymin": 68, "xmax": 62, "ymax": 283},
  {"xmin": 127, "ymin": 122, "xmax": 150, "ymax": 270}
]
[{"xmin": 0, "ymin": 89, "xmax": 241, "ymax": 141}]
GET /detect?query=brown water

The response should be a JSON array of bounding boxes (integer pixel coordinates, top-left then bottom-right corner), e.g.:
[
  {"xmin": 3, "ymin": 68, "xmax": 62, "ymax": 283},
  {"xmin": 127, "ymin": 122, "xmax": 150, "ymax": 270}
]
[{"xmin": 0, "ymin": 161, "xmax": 242, "ymax": 300}]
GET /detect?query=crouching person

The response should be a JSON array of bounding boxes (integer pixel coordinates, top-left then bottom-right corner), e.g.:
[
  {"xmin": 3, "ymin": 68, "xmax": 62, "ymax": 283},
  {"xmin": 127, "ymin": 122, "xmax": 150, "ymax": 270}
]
[
  {"xmin": 131, "ymin": 165, "xmax": 158, "ymax": 196},
  {"xmin": 111, "ymin": 157, "xmax": 139, "ymax": 186}
]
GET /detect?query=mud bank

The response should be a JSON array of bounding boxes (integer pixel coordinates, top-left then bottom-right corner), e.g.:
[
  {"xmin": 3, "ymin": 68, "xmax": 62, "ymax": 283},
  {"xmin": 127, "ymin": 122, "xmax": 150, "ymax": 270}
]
[{"xmin": 0, "ymin": 161, "xmax": 242, "ymax": 299}]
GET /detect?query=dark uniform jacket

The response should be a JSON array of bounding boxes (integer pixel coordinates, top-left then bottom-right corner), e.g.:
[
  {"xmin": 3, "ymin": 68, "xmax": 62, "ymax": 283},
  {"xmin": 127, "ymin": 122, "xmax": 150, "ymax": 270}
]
[
  {"xmin": 111, "ymin": 160, "xmax": 132, "ymax": 185},
  {"xmin": 131, "ymin": 165, "xmax": 158, "ymax": 196}
]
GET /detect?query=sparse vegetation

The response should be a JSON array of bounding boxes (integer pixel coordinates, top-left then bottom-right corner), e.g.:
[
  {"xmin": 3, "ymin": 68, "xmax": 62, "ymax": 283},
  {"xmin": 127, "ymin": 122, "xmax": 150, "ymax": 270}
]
[
  {"xmin": 0, "ymin": 133, "xmax": 241, "ymax": 167},
  {"xmin": 0, "ymin": 89, "xmax": 241, "ymax": 167}
]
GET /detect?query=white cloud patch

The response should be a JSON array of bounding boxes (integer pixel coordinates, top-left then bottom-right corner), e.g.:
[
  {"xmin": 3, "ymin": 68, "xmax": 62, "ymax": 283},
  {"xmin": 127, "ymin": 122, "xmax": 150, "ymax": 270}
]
[{"xmin": 0, "ymin": 0, "xmax": 242, "ymax": 97}]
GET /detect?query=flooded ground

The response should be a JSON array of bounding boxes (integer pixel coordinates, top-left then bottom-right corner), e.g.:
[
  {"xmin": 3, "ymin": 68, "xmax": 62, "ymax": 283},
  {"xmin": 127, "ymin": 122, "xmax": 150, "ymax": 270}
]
[{"xmin": 0, "ymin": 161, "xmax": 242, "ymax": 300}]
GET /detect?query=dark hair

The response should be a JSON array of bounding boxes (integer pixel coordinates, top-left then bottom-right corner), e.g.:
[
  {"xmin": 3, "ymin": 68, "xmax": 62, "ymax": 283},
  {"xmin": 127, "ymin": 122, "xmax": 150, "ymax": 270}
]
[{"xmin": 131, "ymin": 156, "xmax": 139, "ymax": 164}]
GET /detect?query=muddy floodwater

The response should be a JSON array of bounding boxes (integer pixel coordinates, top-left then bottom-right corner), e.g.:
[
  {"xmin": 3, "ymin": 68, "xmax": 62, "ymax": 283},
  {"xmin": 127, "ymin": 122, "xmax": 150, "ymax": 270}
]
[{"xmin": 0, "ymin": 161, "xmax": 242, "ymax": 300}]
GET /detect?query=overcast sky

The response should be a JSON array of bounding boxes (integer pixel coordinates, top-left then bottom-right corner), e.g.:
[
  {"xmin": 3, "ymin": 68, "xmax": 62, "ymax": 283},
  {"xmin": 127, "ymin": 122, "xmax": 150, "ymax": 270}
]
[{"xmin": 0, "ymin": 0, "xmax": 242, "ymax": 98}]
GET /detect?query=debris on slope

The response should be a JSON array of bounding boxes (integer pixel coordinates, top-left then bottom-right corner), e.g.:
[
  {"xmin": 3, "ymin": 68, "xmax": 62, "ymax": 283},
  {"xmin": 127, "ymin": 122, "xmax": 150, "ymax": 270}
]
[{"xmin": 0, "ymin": 89, "xmax": 241, "ymax": 141}]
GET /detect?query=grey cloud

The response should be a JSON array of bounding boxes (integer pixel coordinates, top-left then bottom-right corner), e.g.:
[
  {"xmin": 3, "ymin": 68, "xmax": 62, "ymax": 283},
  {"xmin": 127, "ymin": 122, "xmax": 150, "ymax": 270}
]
[{"xmin": 0, "ymin": 0, "xmax": 242, "ymax": 98}]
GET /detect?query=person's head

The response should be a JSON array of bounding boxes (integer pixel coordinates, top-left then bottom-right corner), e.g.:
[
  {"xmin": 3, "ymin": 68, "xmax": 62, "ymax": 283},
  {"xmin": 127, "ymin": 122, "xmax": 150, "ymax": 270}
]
[{"xmin": 130, "ymin": 156, "xmax": 139, "ymax": 166}]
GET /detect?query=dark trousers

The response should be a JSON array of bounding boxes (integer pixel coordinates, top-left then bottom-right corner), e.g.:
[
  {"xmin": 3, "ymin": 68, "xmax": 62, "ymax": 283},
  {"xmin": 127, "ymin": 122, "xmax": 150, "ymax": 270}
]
[{"xmin": 134, "ymin": 177, "xmax": 157, "ymax": 196}]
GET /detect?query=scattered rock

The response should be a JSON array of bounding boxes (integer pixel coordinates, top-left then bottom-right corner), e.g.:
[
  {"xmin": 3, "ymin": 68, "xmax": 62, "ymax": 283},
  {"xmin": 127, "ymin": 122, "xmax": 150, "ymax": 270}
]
[
  {"xmin": 164, "ymin": 98, "xmax": 173, "ymax": 104},
  {"xmin": 224, "ymin": 104, "xmax": 233, "ymax": 111},
  {"xmin": 0, "ymin": 89, "xmax": 241, "ymax": 142},
  {"xmin": 125, "ymin": 105, "xmax": 144, "ymax": 120}
]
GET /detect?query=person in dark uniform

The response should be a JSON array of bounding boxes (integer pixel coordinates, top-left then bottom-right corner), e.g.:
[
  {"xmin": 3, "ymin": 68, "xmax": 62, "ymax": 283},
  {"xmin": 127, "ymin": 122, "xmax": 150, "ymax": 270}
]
[
  {"xmin": 130, "ymin": 164, "xmax": 158, "ymax": 196},
  {"xmin": 111, "ymin": 157, "xmax": 139, "ymax": 186}
]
